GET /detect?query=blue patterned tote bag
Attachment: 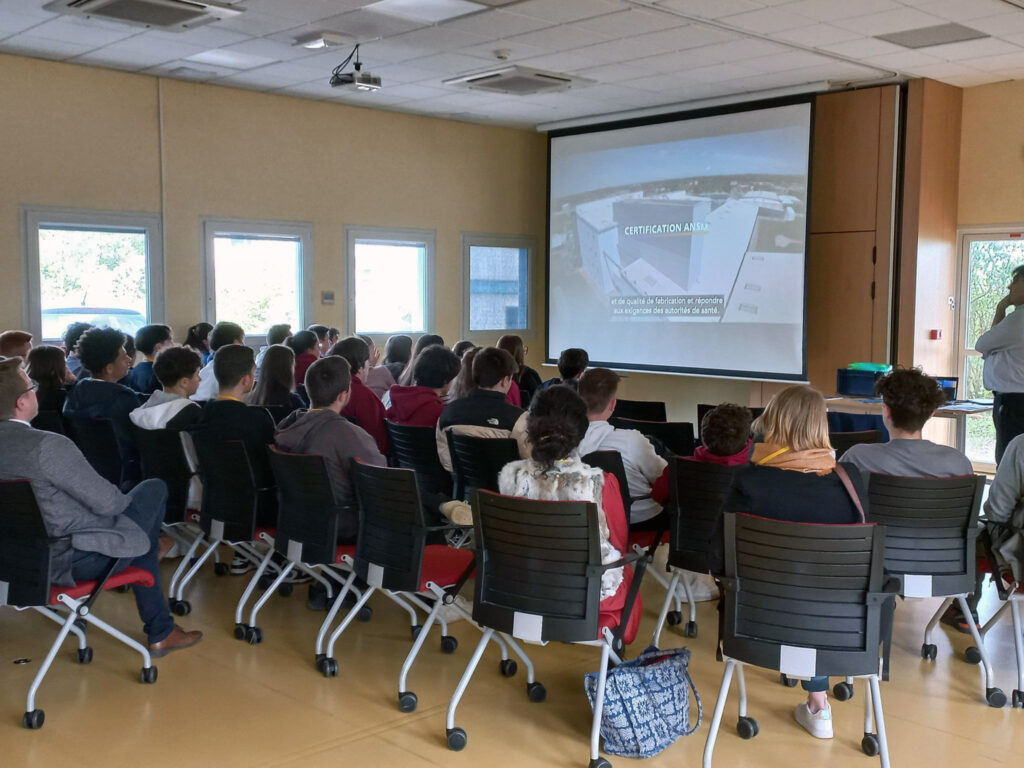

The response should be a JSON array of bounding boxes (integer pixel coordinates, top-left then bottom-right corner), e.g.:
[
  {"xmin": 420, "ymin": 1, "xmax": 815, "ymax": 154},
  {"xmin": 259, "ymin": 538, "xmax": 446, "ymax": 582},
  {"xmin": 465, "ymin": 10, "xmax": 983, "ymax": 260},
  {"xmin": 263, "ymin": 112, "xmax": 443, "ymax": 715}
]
[{"xmin": 584, "ymin": 646, "xmax": 702, "ymax": 758}]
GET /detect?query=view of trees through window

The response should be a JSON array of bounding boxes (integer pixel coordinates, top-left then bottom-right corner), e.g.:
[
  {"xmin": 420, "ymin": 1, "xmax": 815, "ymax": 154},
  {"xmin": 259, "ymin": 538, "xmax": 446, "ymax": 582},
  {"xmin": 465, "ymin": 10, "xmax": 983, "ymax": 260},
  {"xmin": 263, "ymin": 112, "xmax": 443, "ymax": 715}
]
[{"xmin": 212, "ymin": 235, "xmax": 302, "ymax": 333}]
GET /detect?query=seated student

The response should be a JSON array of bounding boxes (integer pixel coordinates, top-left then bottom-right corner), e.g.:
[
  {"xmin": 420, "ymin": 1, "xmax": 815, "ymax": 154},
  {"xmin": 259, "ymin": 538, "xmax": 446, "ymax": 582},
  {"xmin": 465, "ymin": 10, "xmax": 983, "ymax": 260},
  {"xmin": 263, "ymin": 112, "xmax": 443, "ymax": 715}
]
[
  {"xmin": 577, "ymin": 368, "xmax": 668, "ymax": 528},
  {"xmin": 307, "ymin": 324, "xmax": 331, "ymax": 357},
  {"xmin": 0, "ymin": 329, "xmax": 32, "ymax": 359},
  {"xmin": 542, "ymin": 347, "xmax": 589, "ymax": 391},
  {"xmin": 62, "ymin": 326, "xmax": 142, "ymax": 488},
  {"xmin": 0, "ymin": 357, "xmax": 202, "ymax": 656},
  {"xmin": 27, "ymin": 344, "xmax": 75, "ymax": 413},
  {"xmin": 328, "ymin": 327, "xmax": 341, "ymax": 347},
  {"xmin": 383, "ymin": 334, "xmax": 412, "ymax": 383},
  {"xmin": 125, "ymin": 324, "xmax": 173, "ymax": 395},
  {"xmin": 191, "ymin": 344, "xmax": 276, "ymax": 489},
  {"xmin": 436, "ymin": 346, "xmax": 529, "ymax": 471},
  {"xmin": 287, "ymin": 330, "xmax": 320, "ymax": 387},
  {"xmin": 328, "ymin": 336, "xmax": 389, "ymax": 455},
  {"xmin": 184, "ymin": 322, "xmax": 213, "ymax": 362},
  {"xmin": 130, "ymin": 345, "xmax": 203, "ymax": 431},
  {"xmin": 722, "ymin": 384, "xmax": 866, "ymax": 741},
  {"xmin": 498, "ymin": 334, "xmax": 542, "ymax": 409},
  {"xmin": 357, "ymin": 334, "xmax": 397, "ymax": 399},
  {"xmin": 275, "ymin": 356, "xmax": 386, "ymax": 542},
  {"xmin": 63, "ymin": 322, "xmax": 93, "ymax": 378},
  {"xmin": 387, "ymin": 345, "xmax": 461, "ymax": 428},
  {"xmin": 248, "ymin": 344, "xmax": 306, "ymax": 420},
  {"xmin": 452, "ymin": 340, "xmax": 475, "ymax": 359},
  {"xmin": 255, "ymin": 323, "xmax": 292, "ymax": 375},
  {"xmin": 445, "ymin": 346, "xmax": 479, "ymax": 403},
  {"xmin": 398, "ymin": 334, "xmax": 445, "ymax": 386},
  {"xmin": 497, "ymin": 386, "xmax": 641, "ymax": 634},
  {"xmin": 192, "ymin": 321, "xmax": 245, "ymax": 401},
  {"xmin": 842, "ymin": 367, "xmax": 973, "ymax": 478}
]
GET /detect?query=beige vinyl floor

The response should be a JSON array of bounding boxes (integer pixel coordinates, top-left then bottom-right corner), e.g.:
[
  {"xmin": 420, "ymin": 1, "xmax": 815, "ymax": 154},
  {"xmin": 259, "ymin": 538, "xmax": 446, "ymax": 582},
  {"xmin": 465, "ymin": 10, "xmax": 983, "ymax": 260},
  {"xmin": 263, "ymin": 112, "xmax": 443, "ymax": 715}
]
[{"xmin": 2, "ymin": 552, "xmax": 1023, "ymax": 768}]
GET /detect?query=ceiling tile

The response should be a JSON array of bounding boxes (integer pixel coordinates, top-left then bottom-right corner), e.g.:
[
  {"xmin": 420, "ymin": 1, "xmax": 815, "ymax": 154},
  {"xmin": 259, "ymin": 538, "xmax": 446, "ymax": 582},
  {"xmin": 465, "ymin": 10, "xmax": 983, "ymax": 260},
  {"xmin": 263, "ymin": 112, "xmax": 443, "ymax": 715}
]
[
  {"xmin": 942, "ymin": 71, "xmax": 1007, "ymax": 87},
  {"xmin": 459, "ymin": 39, "xmax": 549, "ymax": 62},
  {"xmin": 925, "ymin": 37, "xmax": 1022, "ymax": 61},
  {"xmin": 0, "ymin": 11, "xmax": 49, "ymax": 39},
  {"xmin": 574, "ymin": 7, "xmax": 689, "ymax": 36},
  {"xmin": 1, "ymin": 33, "xmax": 95, "ymax": 60},
  {"xmin": 959, "ymin": 50, "xmax": 1024, "ymax": 72},
  {"xmin": 693, "ymin": 38, "xmax": 792, "ymax": 62},
  {"xmin": 911, "ymin": 0, "xmax": 1014, "ymax": 23},
  {"xmin": 966, "ymin": 12, "xmax": 1024, "ymax": 37},
  {"xmin": 510, "ymin": 0, "xmax": 628, "ymax": 24},
  {"xmin": 439, "ymin": 9, "xmax": 554, "ymax": 37},
  {"xmin": 370, "ymin": 62, "xmax": 442, "ymax": 82},
  {"xmin": 220, "ymin": 37, "xmax": 320, "ymax": 62},
  {"xmin": 142, "ymin": 26, "xmax": 252, "ymax": 49},
  {"xmin": 216, "ymin": 10, "xmax": 307, "ymax": 37},
  {"xmin": 242, "ymin": 0, "xmax": 371, "ymax": 23},
  {"xmin": 719, "ymin": 7, "xmax": 815, "ymax": 34},
  {"xmin": 373, "ymin": 81, "xmax": 454, "ymax": 99},
  {"xmin": 276, "ymin": 80, "xmax": 345, "ymax": 99},
  {"xmin": 861, "ymin": 49, "xmax": 946, "ymax": 70},
  {"xmin": 574, "ymin": 60, "xmax": 665, "ymax": 82},
  {"xmin": 901, "ymin": 60, "xmax": 990, "ymax": 79},
  {"xmin": 744, "ymin": 49, "xmax": 846, "ymax": 72},
  {"xmin": 683, "ymin": 61, "xmax": 759, "ymax": 82},
  {"xmin": 0, "ymin": 0, "xmax": 57, "ymax": 20},
  {"xmin": 387, "ymin": 24, "xmax": 489, "ymax": 52},
  {"xmin": 186, "ymin": 48, "xmax": 280, "ymax": 70},
  {"xmin": 816, "ymin": 36, "xmax": 907, "ymax": 58},
  {"xmin": 834, "ymin": 7, "xmax": 955, "ymax": 36},
  {"xmin": 214, "ymin": 68, "xmax": 311, "ymax": 88},
  {"xmin": 248, "ymin": 60, "xmax": 333, "ymax": 82},
  {"xmin": 144, "ymin": 60, "xmax": 240, "ymax": 80},
  {"xmin": 363, "ymin": 0, "xmax": 489, "ymax": 23},
  {"xmin": 20, "ymin": 16, "xmax": 141, "ymax": 47},
  {"xmin": 517, "ymin": 49, "xmax": 608, "ymax": 71},
  {"xmin": 308, "ymin": 8, "xmax": 426, "ymax": 40},
  {"xmin": 401, "ymin": 51, "xmax": 494, "ymax": 72},
  {"xmin": 652, "ymin": 0, "xmax": 764, "ymax": 20},
  {"xmin": 769, "ymin": 23, "xmax": 863, "ymax": 47},
  {"xmin": 775, "ymin": 0, "xmax": 901, "ymax": 23},
  {"xmin": 505, "ymin": 23, "xmax": 611, "ymax": 51}
]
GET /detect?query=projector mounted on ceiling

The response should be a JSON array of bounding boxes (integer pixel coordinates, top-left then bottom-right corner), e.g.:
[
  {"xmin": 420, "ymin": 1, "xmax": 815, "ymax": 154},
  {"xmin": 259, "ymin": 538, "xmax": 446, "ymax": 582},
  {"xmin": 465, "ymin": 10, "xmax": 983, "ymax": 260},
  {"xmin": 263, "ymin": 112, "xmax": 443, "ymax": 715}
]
[
  {"xmin": 329, "ymin": 44, "xmax": 382, "ymax": 92},
  {"xmin": 43, "ymin": 0, "xmax": 242, "ymax": 30},
  {"xmin": 444, "ymin": 65, "xmax": 594, "ymax": 95}
]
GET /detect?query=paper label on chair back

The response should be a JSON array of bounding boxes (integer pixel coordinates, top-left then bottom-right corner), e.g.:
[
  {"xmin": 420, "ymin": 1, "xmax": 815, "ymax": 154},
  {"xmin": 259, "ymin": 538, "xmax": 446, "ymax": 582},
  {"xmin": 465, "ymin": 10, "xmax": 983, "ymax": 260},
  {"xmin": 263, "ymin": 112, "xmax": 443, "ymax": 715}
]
[
  {"xmin": 366, "ymin": 563, "xmax": 384, "ymax": 588},
  {"xmin": 903, "ymin": 574, "xmax": 933, "ymax": 598},
  {"xmin": 512, "ymin": 612, "xmax": 543, "ymax": 642},
  {"xmin": 286, "ymin": 540, "xmax": 303, "ymax": 562},
  {"xmin": 779, "ymin": 645, "xmax": 817, "ymax": 677},
  {"xmin": 0, "ymin": 580, "xmax": 8, "ymax": 607},
  {"xmin": 211, "ymin": 519, "xmax": 225, "ymax": 541}
]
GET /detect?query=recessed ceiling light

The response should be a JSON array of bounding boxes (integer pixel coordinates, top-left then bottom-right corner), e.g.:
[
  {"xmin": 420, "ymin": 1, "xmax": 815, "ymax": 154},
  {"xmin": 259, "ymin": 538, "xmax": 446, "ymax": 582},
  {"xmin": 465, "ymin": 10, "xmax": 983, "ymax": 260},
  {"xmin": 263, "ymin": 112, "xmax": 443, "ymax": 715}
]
[
  {"xmin": 294, "ymin": 32, "xmax": 352, "ymax": 49},
  {"xmin": 875, "ymin": 23, "xmax": 989, "ymax": 49},
  {"xmin": 362, "ymin": 0, "xmax": 487, "ymax": 23}
]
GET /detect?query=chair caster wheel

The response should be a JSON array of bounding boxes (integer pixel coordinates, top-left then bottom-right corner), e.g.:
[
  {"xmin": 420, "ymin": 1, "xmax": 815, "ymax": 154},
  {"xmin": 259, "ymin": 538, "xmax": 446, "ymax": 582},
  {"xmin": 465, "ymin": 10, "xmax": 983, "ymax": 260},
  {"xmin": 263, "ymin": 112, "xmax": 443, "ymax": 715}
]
[
  {"xmin": 500, "ymin": 659, "xmax": 518, "ymax": 677},
  {"xmin": 736, "ymin": 716, "xmax": 758, "ymax": 739},
  {"xmin": 171, "ymin": 599, "xmax": 191, "ymax": 616},
  {"xmin": 684, "ymin": 621, "xmax": 698, "ymax": 638},
  {"xmin": 77, "ymin": 647, "xmax": 93, "ymax": 664},
  {"xmin": 245, "ymin": 626, "xmax": 263, "ymax": 645},
  {"xmin": 446, "ymin": 726, "xmax": 467, "ymax": 751},
  {"xmin": 441, "ymin": 635, "xmax": 458, "ymax": 654},
  {"xmin": 234, "ymin": 623, "xmax": 247, "ymax": 640},
  {"xmin": 411, "ymin": 624, "xmax": 422, "ymax": 639},
  {"xmin": 862, "ymin": 733, "xmax": 880, "ymax": 757},
  {"xmin": 965, "ymin": 646, "xmax": 982, "ymax": 665},
  {"xmin": 315, "ymin": 653, "xmax": 326, "ymax": 672},
  {"xmin": 321, "ymin": 658, "xmax": 338, "ymax": 677},
  {"xmin": 140, "ymin": 666, "xmax": 158, "ymax": 684},
  {"xmin": 278, "ymin": 582, "xmax": 294, "ymax": 597},
  {"xmin": 987, "ymin": 687, "xmax": 1007, "ymax": 708},
  {"xmin": 257, "ymin": 574, "xmax": 275, "ymax": 590},
  {"xmin": 588, "ymin": 759, "xmax": 612, "ymax": 768},
  {"xmin": 214, "ymin": 562, "xmax": 229, "ymax": 576},
  {"xmin": 666, "ymin": 610, "xmax": 682, "ymax": 626},
  {"xmin": 527, "ymin": 681, "xmax": 546, "ymax": 702},
  {"xmin": 398, "ymin": 691, "xmax": 418, "ymax": 712},
  {"xmin": 921, "ymin": 643, "xmax": 937, "ymax": 661},
  {"xmin": 832, "ymin": 681, "xmax": 854, "ymax": 701},
  {"xmin": 1014, "ymin": 689, "xmax": 1024, "ymax": 708},
  {"xmin": 779, "ymin": 674, "xmax": 798, "ymax": 687},
  {"xmin": 357, "ymin": 605, "xmax": 373, "ymax": 622},
  {"xmin": 23, "ymin": 709, "xmax": 44, "ymax": 729}
]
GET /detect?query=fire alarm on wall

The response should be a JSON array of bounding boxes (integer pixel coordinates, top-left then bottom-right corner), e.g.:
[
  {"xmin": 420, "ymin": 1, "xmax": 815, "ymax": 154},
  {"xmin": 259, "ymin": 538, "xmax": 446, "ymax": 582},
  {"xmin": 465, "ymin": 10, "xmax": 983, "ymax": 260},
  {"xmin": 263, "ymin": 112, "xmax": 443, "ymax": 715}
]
[{"xmin": 929, "ymin": 329, "xmax": 942, "ymax": 340}]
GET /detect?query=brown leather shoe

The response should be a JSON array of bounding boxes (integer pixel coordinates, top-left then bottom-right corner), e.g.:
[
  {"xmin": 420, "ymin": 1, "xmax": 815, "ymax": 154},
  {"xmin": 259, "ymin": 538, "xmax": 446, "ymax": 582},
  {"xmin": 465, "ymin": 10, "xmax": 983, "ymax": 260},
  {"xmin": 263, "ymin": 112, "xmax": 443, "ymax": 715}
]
[{"xmin": 149, "ymin": 625, "xmax": 203, "ymax": 658}]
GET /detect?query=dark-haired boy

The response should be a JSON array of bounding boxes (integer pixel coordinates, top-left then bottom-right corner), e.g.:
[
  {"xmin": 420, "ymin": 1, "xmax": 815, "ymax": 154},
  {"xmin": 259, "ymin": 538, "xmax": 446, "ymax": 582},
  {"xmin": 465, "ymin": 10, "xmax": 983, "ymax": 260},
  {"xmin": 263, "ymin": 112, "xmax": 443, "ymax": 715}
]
[
  {"xmin": 329, "ymin": 336, "xmax": 389, "ymax": 454},
  {"xmin": 126, "ymin": 324, "xmax": 174, "ymax": 395},
  {"xmin": 387, "ymin": 345, "xmax": 460, "ymax": 428},
  {"xmin": 541, "ymin": 347, "xmax": 589, "ymax": 391},
  {"xmin": 307, "ymin": 324, "xmax": 331, "ymax": 357},
  {"xmin": 130, "ymin": 345, "xmax": 203, "ymax": 431},
  {"xmin": 192, "ymin": 321, "xmax": 245, "ymax": 401},
  {"xmin": 255, "ymin": 323, "xmax": 292, "ymax": 376},
  {"xmin": 63, "ymin": 322, "xmax": 93, "ymax": 378}
]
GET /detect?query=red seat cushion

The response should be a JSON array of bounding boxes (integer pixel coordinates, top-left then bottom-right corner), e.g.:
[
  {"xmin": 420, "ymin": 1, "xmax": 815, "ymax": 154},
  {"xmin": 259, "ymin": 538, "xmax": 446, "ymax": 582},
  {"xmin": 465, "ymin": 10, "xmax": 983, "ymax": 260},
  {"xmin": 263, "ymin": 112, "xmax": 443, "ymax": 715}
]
[
  {"xmin": 628, "ymin": 529, "xmax": 669, "ymax": 549},
  {"xmin": 50, "ymin": 566, "xmax": 155, "ymax": 604},
  {"xmin": 335, "ymin": 544, "xmax": 356, "ymax": 562},
  {"xmin": 419, "ymin": 545, "xmax": 475, "ymax": 591},
  {"xmin": 254, "ymin": 526, "xmax": 276, "ymax": 540}
]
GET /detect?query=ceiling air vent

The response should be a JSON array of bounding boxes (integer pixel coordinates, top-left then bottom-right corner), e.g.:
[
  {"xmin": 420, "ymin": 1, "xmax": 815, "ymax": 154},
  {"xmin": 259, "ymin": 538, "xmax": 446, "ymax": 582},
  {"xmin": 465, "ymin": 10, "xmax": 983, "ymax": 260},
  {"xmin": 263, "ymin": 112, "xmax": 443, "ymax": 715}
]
[
  {"xmin": 443, "ymin": 66, "xmax": 593, "ymax": 95},
  {"xmin": 43, "ymin": 0, "xmax": 242, "ymax": 31}
]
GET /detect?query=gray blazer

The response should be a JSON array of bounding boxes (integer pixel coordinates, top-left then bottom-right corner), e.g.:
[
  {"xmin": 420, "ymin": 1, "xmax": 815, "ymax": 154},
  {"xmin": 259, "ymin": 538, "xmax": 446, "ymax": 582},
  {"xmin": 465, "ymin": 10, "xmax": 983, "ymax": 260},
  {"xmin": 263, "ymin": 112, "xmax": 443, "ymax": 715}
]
[{"xmin": 0, "ymin": 420, "xmax": 149, "ymax": 585}]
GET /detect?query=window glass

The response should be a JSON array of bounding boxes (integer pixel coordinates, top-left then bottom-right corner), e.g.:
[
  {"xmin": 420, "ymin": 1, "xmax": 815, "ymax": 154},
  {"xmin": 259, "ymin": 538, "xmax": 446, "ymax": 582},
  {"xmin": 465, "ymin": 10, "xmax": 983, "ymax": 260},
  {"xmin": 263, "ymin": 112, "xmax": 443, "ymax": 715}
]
[
  {"xmin": 468, "ymin": 245, "xmax": 529, "ymax": 331},
  {"xmin": 212, "ymin": 235, "xmax": 302, "ymax": 331},
  {"xmin": 353, "ymin": 240, "xmax": 427, "ymax": 334}
]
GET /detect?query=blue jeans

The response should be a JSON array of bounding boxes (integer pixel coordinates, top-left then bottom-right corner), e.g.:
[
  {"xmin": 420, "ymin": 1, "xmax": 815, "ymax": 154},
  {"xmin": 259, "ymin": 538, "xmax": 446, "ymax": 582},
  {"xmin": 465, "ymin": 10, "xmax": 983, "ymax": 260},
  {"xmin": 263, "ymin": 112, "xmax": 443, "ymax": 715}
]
[
  {"xmin": 802, "ymin": 676, "xmax": 828, "ymax": 693},
  {"xmin": 71, "ymin": 479, "xmax": 174, "ymax": 645}
]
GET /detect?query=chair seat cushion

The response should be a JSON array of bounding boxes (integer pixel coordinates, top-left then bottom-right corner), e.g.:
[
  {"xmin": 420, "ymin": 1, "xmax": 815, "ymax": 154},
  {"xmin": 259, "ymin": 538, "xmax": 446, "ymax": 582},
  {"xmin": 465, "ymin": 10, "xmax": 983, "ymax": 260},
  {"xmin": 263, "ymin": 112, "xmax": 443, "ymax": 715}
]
[
  {"xmin": 254, "ymin": 526, "xmax": 277, "ymax": 540},
  {"xmin": 419, "ymin": 545, "xmax": 475, "ymax": 591},
  {"xmin": 51, "ymin": 566, "xmax": 155, "ymax": 604},
  {"xmin": 629, "ymin": 529, "xmax": 669, "ymax": 549},
  {"xmin": 335, "ymin": 544, "xmax": 356, "ymax": 562}
]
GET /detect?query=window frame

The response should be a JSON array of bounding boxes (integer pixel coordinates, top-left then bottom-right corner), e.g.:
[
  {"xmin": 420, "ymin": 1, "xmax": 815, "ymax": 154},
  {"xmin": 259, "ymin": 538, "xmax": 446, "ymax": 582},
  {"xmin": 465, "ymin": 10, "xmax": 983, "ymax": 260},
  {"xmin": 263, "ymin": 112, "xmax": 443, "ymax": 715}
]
[
  {"xmin": 345, "ymin": 225, "xmax": 436, "ymax": 337},
  {"xmin": 22, "ymin": 206, "xmax": 165, "ymax": 342},
  {"xmin": 200, "ymin": 217, "xmax": 314, "ymax": 344},
  {"xmin": 460, "ymin": 232, "xmax": 535, "ymax": 342}
]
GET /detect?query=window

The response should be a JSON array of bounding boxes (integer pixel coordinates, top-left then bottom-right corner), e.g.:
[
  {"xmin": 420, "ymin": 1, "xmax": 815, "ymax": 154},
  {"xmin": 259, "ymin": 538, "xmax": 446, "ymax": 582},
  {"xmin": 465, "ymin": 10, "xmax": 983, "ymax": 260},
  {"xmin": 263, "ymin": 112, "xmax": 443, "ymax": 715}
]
[
  {"xmin": 346, "ymin": 227, "xmax": 435, "ymax": 335},
  {"xmin": 201, "ymin": 219, "xmax": 313, "ymax": 338},
  {"xmin": 23, "ymin": 207, "xmax": 164, "ymax": 342},
  {"xmin": 461, "ymin": 234, "xmax": 532, "ymax": 336}
]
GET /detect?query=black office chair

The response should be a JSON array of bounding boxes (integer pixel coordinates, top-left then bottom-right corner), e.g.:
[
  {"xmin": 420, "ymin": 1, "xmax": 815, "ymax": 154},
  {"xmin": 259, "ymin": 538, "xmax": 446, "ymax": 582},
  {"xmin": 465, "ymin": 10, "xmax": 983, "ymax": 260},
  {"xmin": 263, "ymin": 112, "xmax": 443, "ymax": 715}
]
[
  {"xmin": 703, "ymin": 512, "xmax": 894, "ymax": 767},
  {"xmin": 132, "ymin": 426, "xmax": 194, "ymax": 525},
  {"xmin": 387, "ymin": 420, "xmax": 452, "ymax": 497},
  {"xmin": 651, "ymin": 458, "xmax": 738, "ymax": 645},
  {"xmin": 866, "ymin": 473, "xmax": 1004, "ymax": 707},
  {"xmin": 697, "ymin": 404, "xmax": 764, "ymax": 439},
  {"xmin": 446, "ymin": 432, "xmax": 520, "ymax": 501},
  {"xmin": 611, "ymin": 398, "xmax": 666, "ymax": 422},
  {"xmin": 65, "ymin": 417, "xmax": 122, "ymax": 486},
  {"xmin": 295, "ymin": 384, "xmax": 310, "ymax": 407},
  {"xmin": 30, "ymin": 411, "xmax": 66, "ymax": 436},
  {"xmin": 445, "ymin": 490, "xmax": 646, "ymax": 765},
  {"xmin": 830, "ymin": 430, "xmax": 884, "ymax": 459},
  {"xmin": 0, "ymin": 480, "xmax": 158, "ymax": 730},
  {"xmin": 608, "ymin": 416, "xmax": 696, "ymax": 458},
  {"xmin": 263, "ymin": 404, "xmax": 304, "ymax": 425}
]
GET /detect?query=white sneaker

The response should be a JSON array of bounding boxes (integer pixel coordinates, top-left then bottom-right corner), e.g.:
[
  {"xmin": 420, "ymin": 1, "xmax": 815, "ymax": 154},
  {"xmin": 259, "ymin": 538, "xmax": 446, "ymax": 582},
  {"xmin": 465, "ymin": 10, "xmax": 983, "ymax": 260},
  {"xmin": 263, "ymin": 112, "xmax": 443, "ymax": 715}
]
[{"xmin": 794, "ymin": 702, "xmax": 834, "ymax": 739}]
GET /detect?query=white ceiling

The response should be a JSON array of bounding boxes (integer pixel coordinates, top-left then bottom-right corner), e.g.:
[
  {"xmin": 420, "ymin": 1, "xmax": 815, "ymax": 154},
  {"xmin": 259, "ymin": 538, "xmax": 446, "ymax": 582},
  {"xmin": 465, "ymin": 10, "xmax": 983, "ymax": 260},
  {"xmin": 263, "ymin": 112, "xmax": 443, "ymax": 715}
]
[{"xmin": 4, "ymin": 0, "xmax": 1024, "ymax": 129}]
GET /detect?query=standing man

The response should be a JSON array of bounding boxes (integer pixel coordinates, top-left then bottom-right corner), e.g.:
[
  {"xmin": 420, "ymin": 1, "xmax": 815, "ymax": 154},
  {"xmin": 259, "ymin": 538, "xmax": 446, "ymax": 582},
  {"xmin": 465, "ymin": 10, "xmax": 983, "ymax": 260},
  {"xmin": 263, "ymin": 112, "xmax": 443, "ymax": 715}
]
[{"xmin": 976, "ymin": 265, "xmax": 1024, "ymax": 464}]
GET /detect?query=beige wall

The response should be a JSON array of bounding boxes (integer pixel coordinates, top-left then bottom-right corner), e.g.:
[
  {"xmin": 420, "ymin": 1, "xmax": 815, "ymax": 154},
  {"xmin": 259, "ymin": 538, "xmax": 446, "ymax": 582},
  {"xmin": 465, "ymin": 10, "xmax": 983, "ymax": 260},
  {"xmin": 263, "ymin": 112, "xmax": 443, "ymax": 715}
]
[{"xmin": 959, "ymin": 79, "xmax": 1024, "ymax": 227}]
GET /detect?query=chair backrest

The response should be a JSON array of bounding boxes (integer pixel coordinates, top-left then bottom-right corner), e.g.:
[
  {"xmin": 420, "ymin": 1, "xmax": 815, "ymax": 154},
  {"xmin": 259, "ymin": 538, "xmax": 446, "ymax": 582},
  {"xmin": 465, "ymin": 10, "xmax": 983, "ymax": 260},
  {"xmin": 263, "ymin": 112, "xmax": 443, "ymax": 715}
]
[
  {"xmin": 268, "ymin": 447, "xmax": 347, "ymax": 565},
  {"xmin": 666, "ymin": 458, "xmax": 738, "ymax": 573},
  {"xmin": 0, "ymin": 480, "xmax": 52, "ymax": 607},
  {"xmin": 446, "ymin": 432, "xmax": 520, "ymax": 500},
  {"xmin": 264, "ymin": 404, "xmax": 302, "ymax": 425},
  {"xmin": 697, "ymin": 404, "xmax": 765, "ymax": 439},
  {"xmin": 30, "ymin": 410, "xmax": 66, "ymax": 436},
  {"xmin": 295, "ymin": 385, "xmax": 310, "ymax": 407},
  {"xmin": 721, "ymin": 512, "xmax": 887, "ymax": 679},
  {"xmin": 351, "ymin": 461, "xmax": 427, "ymax": 593},
  {"xmin": 190, "ymin": 435, "xmax": 270, "ymax": 541},
  {"xmin": 133, "ymin": 426, "xmax": 193, "ymax": 524},
  {"xmin": 608, "ymin": 417, "xmax": 696, "ymax": 458},
  {"xmin": 471, "ymin": 489, "xmax": 603, "ymax": 644},
  {"xmin": 65, "ymin": 417, "xmax": 122, "ymax": 486},
  {"xmin": 866, "ymin": 473, "xmax": 984, "ymax": 597},
  {"xmin": 581, "ymin": 450, "xmax": 632, "ymax": 521},
  {"xmin": 386, "ymin": 420, "xmax": 451, "ymax": 496},
  {"xmin": 830, "ymin": 430, "xmax": 884, "ymax": 459},
  {"xmin": 612, "ymin": 398, "xmax": 666, "ymax": 422}
]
